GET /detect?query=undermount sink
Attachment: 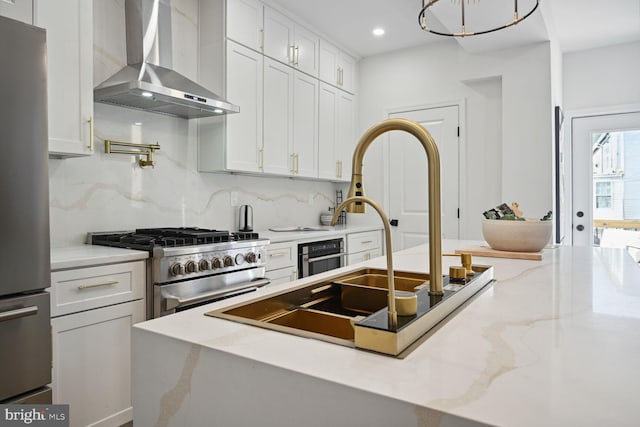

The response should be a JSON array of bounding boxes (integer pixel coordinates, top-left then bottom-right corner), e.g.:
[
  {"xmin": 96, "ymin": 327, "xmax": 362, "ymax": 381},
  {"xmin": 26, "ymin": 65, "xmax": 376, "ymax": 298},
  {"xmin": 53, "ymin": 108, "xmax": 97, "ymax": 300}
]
[{"xmin": 207, "ymin": 266, "xmax": 494, "ymax": 356}]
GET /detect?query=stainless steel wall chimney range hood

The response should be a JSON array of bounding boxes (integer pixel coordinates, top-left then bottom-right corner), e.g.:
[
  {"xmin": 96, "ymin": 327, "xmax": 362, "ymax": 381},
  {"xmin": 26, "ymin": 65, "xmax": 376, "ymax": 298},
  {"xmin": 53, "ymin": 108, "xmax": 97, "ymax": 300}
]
[{"xmin": 94, "ymin": 0, "xmax": 239, "ymax": 119}]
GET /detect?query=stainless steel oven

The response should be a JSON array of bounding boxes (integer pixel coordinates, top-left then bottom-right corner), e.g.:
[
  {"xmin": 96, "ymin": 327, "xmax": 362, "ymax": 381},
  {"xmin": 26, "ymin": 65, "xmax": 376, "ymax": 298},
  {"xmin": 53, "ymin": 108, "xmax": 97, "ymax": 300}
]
[
  {"xmin": 298, "ymin": 238, "xmax": 345, "ymax": 278},
  {"xmin": 89, "ymin": 228, "xmax": 270, "ymax": 318}
]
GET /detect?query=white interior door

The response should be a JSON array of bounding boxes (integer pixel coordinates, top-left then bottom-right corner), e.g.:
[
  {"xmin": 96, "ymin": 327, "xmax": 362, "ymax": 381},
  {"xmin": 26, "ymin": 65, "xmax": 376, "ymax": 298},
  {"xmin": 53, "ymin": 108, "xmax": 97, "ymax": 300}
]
[
  {"xmin": 389, "ymin": 106, "xmax": 459, "ymax": 250},
  {"xmin": 572, "ymin": 111, "xmax": 640, "ymax": 247}
]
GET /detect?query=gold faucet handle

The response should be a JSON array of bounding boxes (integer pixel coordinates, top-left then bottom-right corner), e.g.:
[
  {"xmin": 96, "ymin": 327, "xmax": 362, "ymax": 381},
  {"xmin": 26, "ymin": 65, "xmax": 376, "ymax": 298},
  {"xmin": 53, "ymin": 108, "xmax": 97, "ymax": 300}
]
[
  {"xmin": 395, "ymin": 292, "xmax": 418, "ymax": 316},
  {"xmin": 443, "ymin": 252, "xmax": 473, "ymax": 275}
]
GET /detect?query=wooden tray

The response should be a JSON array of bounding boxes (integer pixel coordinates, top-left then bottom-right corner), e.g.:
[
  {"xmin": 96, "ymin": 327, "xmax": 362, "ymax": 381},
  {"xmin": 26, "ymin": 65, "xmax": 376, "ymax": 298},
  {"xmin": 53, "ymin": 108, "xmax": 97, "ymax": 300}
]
[{"xmin": 455, "ymin": 245, "xmax": 542, "ymax": 260}]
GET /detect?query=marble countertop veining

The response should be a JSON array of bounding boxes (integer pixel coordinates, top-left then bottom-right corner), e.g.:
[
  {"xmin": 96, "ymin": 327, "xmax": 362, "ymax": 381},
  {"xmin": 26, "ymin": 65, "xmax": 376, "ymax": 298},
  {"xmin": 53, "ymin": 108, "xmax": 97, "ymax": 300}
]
[
  {"xmin": 133, "ymin": 240, "xmax": 640, "ymax": 426},
  {"xmin": 50, "ymin": 245, "xmax": 149, "ymax": 270}
]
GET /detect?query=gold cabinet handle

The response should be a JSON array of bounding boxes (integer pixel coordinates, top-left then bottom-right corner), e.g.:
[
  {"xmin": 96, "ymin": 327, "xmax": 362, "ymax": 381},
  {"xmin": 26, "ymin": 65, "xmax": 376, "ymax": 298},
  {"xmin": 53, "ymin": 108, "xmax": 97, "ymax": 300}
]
[
  {"xmin": 295, "ymin": 153, "xmax": 299, "ymax": 173},
  {"xmin": 87, "ymin": 116, "xmax": 94, "ymax": 151},
  {"xmin": 289, "ymin": 45, "xmax": 296, "ymax": 64},
  {"xmin": 294, "ymin": 46, "xmax": 300, "ymax": 65},
  {"xmin": 259, "ymin": 28, "xmax": 264, "ymax": 50},
  {"xmin": 290, "ymin": 153, "xmax": 296, "ymax": 173},
  {"xmin": 259, "ymin": 148, "xmax": 264, "ymax": 170},
  {"xmin": 361, "ymin": 240, "xmax": 373, "ymax": 244},
  {"xmin": 77, "ymin": 280, "xmax": 119, "ymax": 290},
  {"xmin": 268, "ymin": 251, "xmax": 288, "ymax": 258}
]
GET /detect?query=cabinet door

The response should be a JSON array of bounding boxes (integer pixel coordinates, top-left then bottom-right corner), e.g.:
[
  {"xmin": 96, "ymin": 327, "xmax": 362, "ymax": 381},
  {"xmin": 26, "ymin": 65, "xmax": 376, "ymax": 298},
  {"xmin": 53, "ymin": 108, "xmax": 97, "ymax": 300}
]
[
  {"xmin": 266, "ymin": 266, "xmax": 298, "ymax": 285},
  {"xmin": 263, "ymin": 6, "xmax": 293, "ymax": 65},
  {"xmin": 0, "ymin": 0, "xmax": 32, "ymax": 24},
  {"xmin": 226, "ymin": 40, "xmax": 263, "ymax": 172},
  {"xmin": 292, "ymin": 71, "xmax": 319, "ymax": 178},
  {"xmin": 226, "ymin": 0, "xmax": 263, "ymax": 52},
  {"xmin": 293, "ymin": 24, "xmax": 319, "ymax": 77},
  {"xmin": 35, "ymin": 0, "xmax": 93, "ymax": 158},
  {"xmin": 319, "ymin": 40, "xmax": 340, "ymax": 86},
  {"xmin": 339, "ymin": 51, "xmax": 357, "ymax": 94},
  {"xmin": 52, "ymin": 299, "xmax": 144, "ymax": 427},
  {"xmin": 337, "ymin": 90, "xmax": 355, "ymax": 181},
  {"xmin": 318, "ymin": 83, "xmax": 339, "ymax": 180},
  {"xmin": 263, "ymin": 57, "xmax": 294, "ymax": 175}
]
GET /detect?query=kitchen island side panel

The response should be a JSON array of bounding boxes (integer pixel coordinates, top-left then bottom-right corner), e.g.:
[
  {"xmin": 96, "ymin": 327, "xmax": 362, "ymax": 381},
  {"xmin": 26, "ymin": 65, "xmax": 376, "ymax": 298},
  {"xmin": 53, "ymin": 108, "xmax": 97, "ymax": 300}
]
[{"xmin": 133, "ymin": 327, "xmax": 486, "ymax": 427}]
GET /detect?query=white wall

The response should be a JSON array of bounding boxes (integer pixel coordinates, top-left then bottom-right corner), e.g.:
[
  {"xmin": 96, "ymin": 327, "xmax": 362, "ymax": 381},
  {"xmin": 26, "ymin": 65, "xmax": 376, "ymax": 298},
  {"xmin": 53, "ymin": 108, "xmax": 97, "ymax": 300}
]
[
  {"xmin": 356, "ymin": 40, "xmax": 554, "ymax": 239},
  {"xmin": 49, "ymin": 0, "xmax": 338, "ymax": 247},
  {"xmin": 563, "ymin": 41, "xmax": 640, "ymax": 111}
]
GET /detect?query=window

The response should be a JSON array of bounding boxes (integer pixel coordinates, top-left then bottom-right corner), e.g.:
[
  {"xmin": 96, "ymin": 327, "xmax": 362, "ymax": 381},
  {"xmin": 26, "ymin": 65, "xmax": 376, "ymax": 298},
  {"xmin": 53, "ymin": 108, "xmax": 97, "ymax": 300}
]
[{"xmin": 595, "ymin": 181, "xmax": 612, "ymax": 208}]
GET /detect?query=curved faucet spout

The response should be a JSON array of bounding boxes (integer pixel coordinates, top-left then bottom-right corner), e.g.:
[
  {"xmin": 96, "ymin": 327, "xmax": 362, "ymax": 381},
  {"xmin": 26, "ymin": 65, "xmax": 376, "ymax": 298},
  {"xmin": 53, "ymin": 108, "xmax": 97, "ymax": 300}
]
[
  {"xmin": 346, "ymin": 118, "xmax": 443, "ymax": 296},
  {"xmin": 331, "ymin": 195, "xmax": 401, "ymax": 328}
]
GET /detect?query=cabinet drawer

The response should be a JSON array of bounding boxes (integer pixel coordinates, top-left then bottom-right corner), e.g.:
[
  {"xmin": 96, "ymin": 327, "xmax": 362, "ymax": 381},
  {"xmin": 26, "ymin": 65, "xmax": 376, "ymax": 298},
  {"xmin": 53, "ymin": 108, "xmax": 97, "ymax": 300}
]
[
  {"xmin": 266, "ymin": 266, "xmax": 298, "ymax": 285},
  {"xmin": 266, "ymin": 241, "xmax": 297, "ymax": 271},
  {"xmin": 51, "ymin": 261, "xmax": 145, "ymax": 317},
  {"xmin": 347, "ymin": 248, "xmax": 382, "ymax": 266},
  {"xmin": 347, "ymin": 231, "xmax": 381, "ymax": 254}
]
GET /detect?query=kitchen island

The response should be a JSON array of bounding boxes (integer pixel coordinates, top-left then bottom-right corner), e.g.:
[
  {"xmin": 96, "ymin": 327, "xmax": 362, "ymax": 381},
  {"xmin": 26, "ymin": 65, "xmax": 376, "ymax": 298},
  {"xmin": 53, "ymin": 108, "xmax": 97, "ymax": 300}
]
[{"xmin": 132, "ymin": 240, "xmax": 640, "ymax": 427}]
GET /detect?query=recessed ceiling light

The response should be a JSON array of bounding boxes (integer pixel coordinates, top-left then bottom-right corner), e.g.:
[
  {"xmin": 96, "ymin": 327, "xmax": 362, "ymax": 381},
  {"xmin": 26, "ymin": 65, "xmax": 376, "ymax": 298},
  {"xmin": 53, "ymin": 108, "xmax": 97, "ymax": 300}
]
[{"xmin": 373, "ymin": 28, "xmax": 385, "ymax": 36}]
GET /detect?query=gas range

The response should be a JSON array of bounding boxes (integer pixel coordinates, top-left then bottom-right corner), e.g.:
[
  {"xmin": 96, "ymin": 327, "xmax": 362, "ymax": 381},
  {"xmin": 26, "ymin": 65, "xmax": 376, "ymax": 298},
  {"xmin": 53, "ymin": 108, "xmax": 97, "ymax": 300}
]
[{"xmin": 89, "ymin": 227, "xmax": 270, "ymax": 318}]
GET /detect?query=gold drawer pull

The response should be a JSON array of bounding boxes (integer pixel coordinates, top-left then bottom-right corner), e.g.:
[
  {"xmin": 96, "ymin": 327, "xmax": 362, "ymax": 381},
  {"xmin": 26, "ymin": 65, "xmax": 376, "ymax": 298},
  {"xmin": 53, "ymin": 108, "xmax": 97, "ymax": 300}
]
[
  {"xmin": 78, "ymin": 280, "xmax": 119, "ymax": 290},
  {"xmin": 361, "ymin": 240, "xmax": 373, "ymax": 244},
  {"xmin": 269, "ymin": 252, "xmax": 288, "ymax": 258}
]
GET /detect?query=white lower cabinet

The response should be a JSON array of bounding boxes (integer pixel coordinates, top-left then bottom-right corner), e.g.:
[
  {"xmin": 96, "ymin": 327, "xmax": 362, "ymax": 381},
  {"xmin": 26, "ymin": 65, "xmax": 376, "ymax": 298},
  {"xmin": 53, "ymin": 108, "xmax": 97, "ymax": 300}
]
[
  {"xmin": 265, "ymin": 241, "xmax": 298, "ymax": 285},
  {"xmin": 51, "ymin": 300, "xmax": 144, "ymax": 427},
  {"xmin": 50, "ymin": 260, "xmax": 146, "ymax": 427},
  {"xmin": 346, "ymin": 230, "xmax": 382, "ymax": 266}
]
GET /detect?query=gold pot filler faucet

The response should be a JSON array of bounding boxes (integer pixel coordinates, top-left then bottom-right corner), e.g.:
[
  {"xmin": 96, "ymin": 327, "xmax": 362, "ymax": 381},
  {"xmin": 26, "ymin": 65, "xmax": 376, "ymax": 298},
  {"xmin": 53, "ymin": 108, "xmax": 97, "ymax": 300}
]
[{"xmin": 330, "ymin": 118, "xmax": 444, "ymax": 327}]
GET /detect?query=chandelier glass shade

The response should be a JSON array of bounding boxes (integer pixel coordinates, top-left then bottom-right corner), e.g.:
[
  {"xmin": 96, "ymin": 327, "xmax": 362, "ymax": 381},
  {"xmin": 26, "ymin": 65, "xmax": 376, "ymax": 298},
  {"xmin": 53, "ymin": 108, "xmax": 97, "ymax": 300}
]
[{"xmin": 419, "ymin": 0, "xmax": 540, "ymax": 37}]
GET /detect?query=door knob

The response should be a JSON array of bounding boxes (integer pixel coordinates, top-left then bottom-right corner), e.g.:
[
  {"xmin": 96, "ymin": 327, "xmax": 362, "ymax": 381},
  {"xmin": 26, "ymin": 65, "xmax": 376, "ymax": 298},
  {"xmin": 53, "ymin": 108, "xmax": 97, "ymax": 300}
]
[
  {"xmin": 576, "ymin": 211, "xmax": 584, "ymax": 217},
  {"xmin": 576, "ymin": 224, "xmax": 584, "ymax": 231},
  {"xmin": 390, "ymin": 219, "xmax": 399, "ymax": 226}
]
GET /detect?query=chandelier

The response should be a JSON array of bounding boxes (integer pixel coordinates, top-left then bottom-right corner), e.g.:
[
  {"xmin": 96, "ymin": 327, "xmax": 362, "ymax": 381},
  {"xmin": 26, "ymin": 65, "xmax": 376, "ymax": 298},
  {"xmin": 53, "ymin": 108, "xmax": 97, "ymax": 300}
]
[{"xmin": 419, "ymin": 0, "xmax": 540, "ymax": 37}]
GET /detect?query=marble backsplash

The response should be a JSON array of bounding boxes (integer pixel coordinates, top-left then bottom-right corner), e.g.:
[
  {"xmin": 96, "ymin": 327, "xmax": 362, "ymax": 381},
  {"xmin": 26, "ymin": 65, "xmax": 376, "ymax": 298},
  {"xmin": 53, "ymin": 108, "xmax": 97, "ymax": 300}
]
[{"xmin": 49, "ymin": 104, "xmax": 342, "ymax": 247}]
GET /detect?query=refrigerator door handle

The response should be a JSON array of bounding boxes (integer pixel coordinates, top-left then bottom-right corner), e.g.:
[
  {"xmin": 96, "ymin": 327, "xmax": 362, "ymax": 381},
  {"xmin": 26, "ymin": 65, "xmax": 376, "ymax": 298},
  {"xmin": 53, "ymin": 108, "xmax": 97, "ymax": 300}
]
[{"xmin": 0, "ymin": 306, "xmax": 38, "ymax": 323}]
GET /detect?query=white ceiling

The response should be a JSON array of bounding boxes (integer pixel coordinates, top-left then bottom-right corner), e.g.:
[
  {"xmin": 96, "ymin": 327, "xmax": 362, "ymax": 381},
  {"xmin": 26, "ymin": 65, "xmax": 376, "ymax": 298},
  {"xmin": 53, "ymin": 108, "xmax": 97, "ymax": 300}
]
[{"xmin": 269, "ymin": 0, "xmax": 640, "ymax": 58}]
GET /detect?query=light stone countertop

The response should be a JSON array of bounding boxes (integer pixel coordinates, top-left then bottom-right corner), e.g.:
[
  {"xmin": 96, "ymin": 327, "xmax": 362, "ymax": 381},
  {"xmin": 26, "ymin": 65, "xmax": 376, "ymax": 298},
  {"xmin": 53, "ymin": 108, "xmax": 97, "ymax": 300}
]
[
  {"xmin": 257, "ymin": 224, "xmax": 383, "ymax": 244},
  {"xmin": 50, "ymin": 245, "xmax": 149, "ymax": 270},
  {"xmin": 132, "ymin": 240, "xmax": 640, "ymax": 427}
]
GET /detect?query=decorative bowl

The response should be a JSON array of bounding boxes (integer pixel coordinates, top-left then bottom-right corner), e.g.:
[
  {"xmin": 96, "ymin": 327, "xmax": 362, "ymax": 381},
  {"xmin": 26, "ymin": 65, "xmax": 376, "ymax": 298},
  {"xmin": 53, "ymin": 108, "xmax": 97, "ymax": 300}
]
[
  {"xmin": 320, "ymin": 213, "xmax": 333, "ymax": 226},
  {"xmin": 482, "ymin": 219, "xmax": 552, "ymax": 252}
]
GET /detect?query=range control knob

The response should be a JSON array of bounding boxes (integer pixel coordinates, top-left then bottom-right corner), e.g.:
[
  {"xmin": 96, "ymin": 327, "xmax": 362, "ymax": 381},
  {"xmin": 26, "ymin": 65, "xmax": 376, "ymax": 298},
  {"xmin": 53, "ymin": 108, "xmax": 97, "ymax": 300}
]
[
  {"xmin": 169, "ymin": 262, "xmax": 183, "ymax": 276},
  {"xmin": 199, "ymin": 259, "xmax": 210, "ymax": 271},
  {"xmin": 223, "ymin": 255, "xmax": 235, "ymax": 267},
  {"xmin": 185, "ymin": 261, "xmax": 198, "ymax": 274},
  {"xmin": 234, "ymin": 253, "xmax": 245, "ymax": 265},
  {"xmin": 211, "ymin": 258, "xmax": 223, "ymax": 269},
  {"xmin": 245, "ymin": 252, "xmax": 257, "ymax": 263}
]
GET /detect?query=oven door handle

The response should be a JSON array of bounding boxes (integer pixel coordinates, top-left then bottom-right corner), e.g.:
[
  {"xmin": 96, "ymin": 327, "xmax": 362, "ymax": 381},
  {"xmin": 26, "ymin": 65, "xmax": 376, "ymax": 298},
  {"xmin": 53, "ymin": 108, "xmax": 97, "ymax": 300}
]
[
  {"xmin": 163, "ymin": 278, "xmax": 271, "ymax": 311},
  {"xmin": 305, "ymin": 252, "xmax": 346, "ymax": 263}
]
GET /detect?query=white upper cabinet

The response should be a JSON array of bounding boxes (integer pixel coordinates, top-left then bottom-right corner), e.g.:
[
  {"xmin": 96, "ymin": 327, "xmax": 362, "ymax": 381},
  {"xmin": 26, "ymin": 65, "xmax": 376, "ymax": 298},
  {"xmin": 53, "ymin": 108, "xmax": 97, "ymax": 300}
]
[
  {"xmin": 292, "ymin": 71, "xmax": 319, "ymax": 178},
  {"xmin": 0, "ymin": 0, "xmax": 32, "ymax": 24},
  {"xmin": 318, "ymin": 83, "xmax": 354, "ymax": 181},
  {"xmin": 226, "ymin": 0, "xmax": 263, "ymax": 52},
  {"xmin": 263, "ymin": 6, "xmax": 319, "ymax": 77},
  {"xmin": 319, "ymin": 39, "xmax": 357, "ymax": 94},
  {"xmin": 263, "ymin": 57, "xmax": 294, "ymax": 175},
  {"xmin": 35, "ymin": 0, "xmax": 93, "ymax": 158},
  {"xmin": 263, "ymin": 58, "xmax": 318, "ymax": 178},
  {"xmin": 224, "ymin": 41, "xmax": 263, "ymax": 172}
]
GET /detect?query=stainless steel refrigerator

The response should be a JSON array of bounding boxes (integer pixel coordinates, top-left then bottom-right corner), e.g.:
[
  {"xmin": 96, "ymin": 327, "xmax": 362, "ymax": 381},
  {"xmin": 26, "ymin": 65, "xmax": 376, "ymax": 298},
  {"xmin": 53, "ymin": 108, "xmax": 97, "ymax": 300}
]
[{"xmin": 0, "ymin": 15, "xmax": 52, "ymax": 404}]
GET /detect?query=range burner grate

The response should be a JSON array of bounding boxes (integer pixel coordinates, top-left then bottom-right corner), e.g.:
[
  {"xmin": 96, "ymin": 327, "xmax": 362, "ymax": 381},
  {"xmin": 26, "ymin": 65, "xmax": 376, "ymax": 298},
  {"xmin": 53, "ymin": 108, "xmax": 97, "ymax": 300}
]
[{"xmin": 91, "ymin": 227, "xmax": 260, "ymax": 251}]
